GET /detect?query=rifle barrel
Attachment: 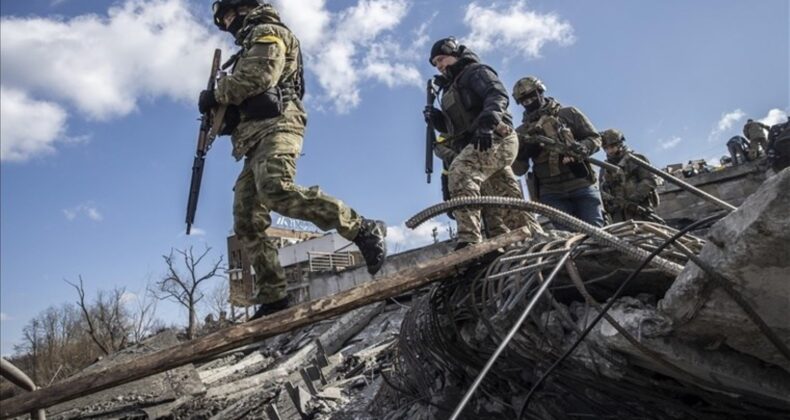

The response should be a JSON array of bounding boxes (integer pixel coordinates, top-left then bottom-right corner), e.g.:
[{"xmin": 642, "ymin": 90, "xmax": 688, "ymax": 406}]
[
  {"xmin": 625, "ymin": 153, "xmax": 736, "ymax": 212},
  {"xmin": 425, "ymin": 79, "xmax": 437, "ymax": 184}
]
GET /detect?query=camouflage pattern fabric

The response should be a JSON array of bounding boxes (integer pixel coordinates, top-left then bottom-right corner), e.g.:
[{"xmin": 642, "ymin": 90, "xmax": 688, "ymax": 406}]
[
  {"xmin": 599, "ymin": 149, "xmax": 660, "ymax": 223},
  {"xmin": 480, "ymin": 167, "xmax": 542, "ymax": 236},
  {"xmin": 437, "ymin": 140, "xmax": 540, "ymax": 238},
  {"xmin": 219, "ymin": 6, "xmax": 363, "ymax": 303},
  {"xmin": 743, "ymin": 120, "xmax": 770, "ymax": 160},
  {"xmin": 748, "ymin": 137, "xmax": 767, "ymax": 160},
  {"xmin": 234, "ymin": 134, "xmax": 362, "ymax": 303},
  {"xmin": 448, "ymin": 132, "xmax": 536, "ymax": 243},
  {"xmin": 215, "ymin": 7, "xmax": 306, "ymax": 160}
]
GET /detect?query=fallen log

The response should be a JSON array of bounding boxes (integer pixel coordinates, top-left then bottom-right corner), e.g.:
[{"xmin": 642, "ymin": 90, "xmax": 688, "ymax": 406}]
[{"xmin": 0, "ymin": 227, "xmax": 533, "ymax": 418}]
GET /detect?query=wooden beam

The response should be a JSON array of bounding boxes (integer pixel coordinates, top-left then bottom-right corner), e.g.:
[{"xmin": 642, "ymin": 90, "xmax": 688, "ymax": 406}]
[{"xmin": 0, "ymin": 228, "xmax": 531, "ymax": 418}]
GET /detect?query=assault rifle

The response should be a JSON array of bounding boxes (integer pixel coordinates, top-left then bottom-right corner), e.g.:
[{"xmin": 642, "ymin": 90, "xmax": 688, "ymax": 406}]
[
  {"xmin": 600, "ymin": 191, "xmax": 665, "ymax": 224},
  {"xmin": 520, "ymin": 134, "xmax": 622, "ymax": 173},
  {"xmin": 425, "ymin": 78, "xmax": 437, "ymax": 184},
  {"xmin": 185, "ymin": 49, "xmax": 228, "ymax": 235}
]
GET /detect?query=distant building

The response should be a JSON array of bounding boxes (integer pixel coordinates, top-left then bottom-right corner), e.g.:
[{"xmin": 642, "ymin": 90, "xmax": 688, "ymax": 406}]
[{"xmin": 227, "ymin": 225, "xmax": 362, "ymax": 308}]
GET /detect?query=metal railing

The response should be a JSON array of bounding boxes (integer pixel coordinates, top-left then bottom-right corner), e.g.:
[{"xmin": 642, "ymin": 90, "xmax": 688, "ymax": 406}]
[{"xmin": 307, "ymin": 251, "xmax": 356, "ymax": 272}]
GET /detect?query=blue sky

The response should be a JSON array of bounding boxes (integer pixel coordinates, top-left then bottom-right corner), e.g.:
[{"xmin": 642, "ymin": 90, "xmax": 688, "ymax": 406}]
[{"xmin": 1, "ymin": 0, "xmax": 787, "ymax": 355}]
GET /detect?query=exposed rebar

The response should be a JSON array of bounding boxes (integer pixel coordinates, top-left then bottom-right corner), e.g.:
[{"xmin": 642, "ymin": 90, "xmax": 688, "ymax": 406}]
[{"xmin": 406, "ymin": 196, "xmax": 684, "ymax": 275}]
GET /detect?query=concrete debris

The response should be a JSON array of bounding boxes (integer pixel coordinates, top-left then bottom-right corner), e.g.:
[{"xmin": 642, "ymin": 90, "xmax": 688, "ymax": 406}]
[
  {"xmin": 14, "ymin": 169, "xmax": 789, "ymax": 419},
  {"xmin": 660, "ymin": 167, "xmax": 790, "ymax": 372},
  {"xmin": 45, "ymin": 331, "xmax": 205, "ymax": 419}
]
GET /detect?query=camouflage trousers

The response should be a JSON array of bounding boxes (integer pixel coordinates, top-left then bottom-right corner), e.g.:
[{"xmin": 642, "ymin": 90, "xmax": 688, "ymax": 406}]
[
  {"xmin": 233, "ymin": 133, "xmax": 362, "ymax": 304},
  {"xmin": 748, "ymin": 136, "xmax": 767, "ymax": 160},
  {"xmin": 448, "ymin": 132, "xmax": 539, "ymax": 243}
]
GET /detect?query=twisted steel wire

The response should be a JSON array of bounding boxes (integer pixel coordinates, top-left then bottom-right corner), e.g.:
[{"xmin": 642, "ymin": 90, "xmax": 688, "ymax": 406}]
[{"xmin": 381, "ymin": 202, "xmax": 786, "ymax": 418}]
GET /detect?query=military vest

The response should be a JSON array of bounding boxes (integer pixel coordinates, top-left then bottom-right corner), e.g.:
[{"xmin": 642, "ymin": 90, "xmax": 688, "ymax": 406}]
[
  {"xmin": 600, "ymin": 151, "xmax": 659, "ymax": 207},
  {"xmin": 521, "ymin": 102, "xmax": 595, "ymax": 194},
  {"xmin": 439, "ymin": 63, "xmax": 494, "ymax": 150}
]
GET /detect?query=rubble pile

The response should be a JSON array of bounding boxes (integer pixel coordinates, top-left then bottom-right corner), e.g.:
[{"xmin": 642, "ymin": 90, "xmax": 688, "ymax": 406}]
[
  {"xmin": 374, "ymin": 169, "xmax": 790, "ymax": 419},
  {"xmin": 41, "ymin": 300, "xmax": 411, "ymax": 419},
  {"xmin": 17, "ymin": 169, "xmax": 790, "ymax": 419}
]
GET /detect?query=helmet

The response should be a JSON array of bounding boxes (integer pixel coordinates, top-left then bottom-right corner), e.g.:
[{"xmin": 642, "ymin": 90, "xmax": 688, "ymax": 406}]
[
  {"xmin": 429, "ymin": 37, "xmax": 460, "ymax": 64},
  {"xmin": 512, "ymin": 76, "xmax": 546, "ymax": 103},
  {"xmin": 212, "ymin": 0, "xmax": 261, "ymax": 30},
  {"xmin": 601, "ymin": 129, "xmax": 625, "ymax": 147}
]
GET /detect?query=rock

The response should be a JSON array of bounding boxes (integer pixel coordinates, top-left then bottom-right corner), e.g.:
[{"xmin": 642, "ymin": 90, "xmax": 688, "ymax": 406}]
[{"xmin": 660, "ymin": 167, "xmax": 790, "ymax": 371}]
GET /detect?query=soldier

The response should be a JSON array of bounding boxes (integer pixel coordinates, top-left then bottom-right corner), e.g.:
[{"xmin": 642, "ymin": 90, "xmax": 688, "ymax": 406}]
[
  {"xmin": 726, "ymin": 135, "xmax": 750, "ymax": 165},
  {"xmin": 598, "ymin": 129, "xmax": 663, "ymax": 223},
  {"xmin": 199, "ymin": 0, "xmax": 386, "ymax": 320},
  {"xmin": 423, "ymin": 38, "xmax": 539, "ymax": 249},
  {"xmin": 434, "ymin": 135, "xmax": 540, "ymax": 239},
  {"xmin": 743, "ymin": 118, "xmax": 771, "ymax": 160},
  {"xmin": 511, "ymin": 76, "xmax": 605, "ymax": 229}
]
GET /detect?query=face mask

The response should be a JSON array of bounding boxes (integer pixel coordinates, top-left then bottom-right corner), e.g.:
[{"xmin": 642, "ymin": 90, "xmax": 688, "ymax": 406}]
[
  {"xmin": 522, "ymin": 94, "xmax": 543, "ymax": 113},
  {"xmin": 226, "ymin": 14, "xmax": 245, "ymax": 36}
]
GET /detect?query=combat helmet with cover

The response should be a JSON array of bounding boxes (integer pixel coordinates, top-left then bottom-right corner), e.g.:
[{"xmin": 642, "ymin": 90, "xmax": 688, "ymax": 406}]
[
  {"xmin": 512, "ymin": 76, "xmax": 546, "ymax": 103},
  {"xmin": 212, "ymin": 0, "xmax": 263, "ymax": 31},
  {"xmin": 601, "ymin": 129, "xmax": 625, "ymax": 147}
]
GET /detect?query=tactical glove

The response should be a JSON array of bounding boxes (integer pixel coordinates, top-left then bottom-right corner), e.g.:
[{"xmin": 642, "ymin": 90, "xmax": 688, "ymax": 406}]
[
  {"xmin": 473, "ymin": 129, "xmax": 495, "ymax": 152},
  {"xmin": 198, "ymin": 90, "xmax": 218, "ymax": 114},
  {"xmin": 423, "ymin": 106, "xmax": 442, "ymax": 125},
  {"xmin": 569, "ymin": 142, "xmax": 590, "ymax": 156}
]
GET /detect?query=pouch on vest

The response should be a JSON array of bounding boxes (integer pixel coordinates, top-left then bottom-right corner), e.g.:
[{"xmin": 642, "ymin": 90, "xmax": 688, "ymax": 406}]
[
  {"xmin": 239, "ymin": 87, "xmax": 284, "ymax": 120},
  {"xmin": 220, "ymin": 105, "xmax": 241, "ymax": 136}
]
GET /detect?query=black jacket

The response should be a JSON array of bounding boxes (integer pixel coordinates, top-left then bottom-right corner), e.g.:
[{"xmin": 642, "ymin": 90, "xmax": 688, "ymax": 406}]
[{"xmin": 432, "ymin": 47, "xmax": 512, "ymax": 135}]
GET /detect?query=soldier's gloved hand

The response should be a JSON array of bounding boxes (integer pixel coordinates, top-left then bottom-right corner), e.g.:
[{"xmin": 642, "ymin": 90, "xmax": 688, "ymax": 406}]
[
  {"xmin": 569, "ymin": 142, "xmax": 590, "ymax": 156},
  {"xmin": 473, "ymin": 129, "xmax": 495, "ymax": 152},
  {"xmin": 198, "ymin": 90, "xmax": 218, "ymax": 114},
  {"xmin": 423, "ymin": 106, "xmax": 442, "ymax": 124}
]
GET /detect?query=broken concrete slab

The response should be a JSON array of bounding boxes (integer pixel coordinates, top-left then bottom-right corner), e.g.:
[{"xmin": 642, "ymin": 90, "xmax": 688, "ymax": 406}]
[
  {"xmin": 585, "ymin": 299, "xmax": 790, "ymax": 406},
  {"xmin": 47, "ymin": 331, "xmax": 204, "ymax": 419},
  {"xmin": 660, "ymin": 167, "xmax": 790, "ymax": 371}
]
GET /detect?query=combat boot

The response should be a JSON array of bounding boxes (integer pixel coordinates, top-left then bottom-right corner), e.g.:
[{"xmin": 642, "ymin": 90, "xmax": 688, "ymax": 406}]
[
  {"xmin": 249, "ymin": 296, "xmax": 290, "ymax": 321},
  {"xmin": 353, "ymin": 219, "xmax": 387, "ymax": 275}
]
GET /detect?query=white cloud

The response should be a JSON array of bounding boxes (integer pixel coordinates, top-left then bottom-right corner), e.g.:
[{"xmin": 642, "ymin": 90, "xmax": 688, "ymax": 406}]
[
  {"xmin": 0, "ymin": 0, "xmax": 230, "ymax": 121},
  {"xmin": 273, "ymin": 0, "xmax": 419, "ymax": 112},
  {"xmin": 63, "ymin": 202, "xmax": 103, "ymax": 222},
  {"xmin": 1, "ymin": 0, "xmax": 420, "ymax": 159},
  {"xmin": 186, "ymin": 227, "xmax": 207, "ymax": 237},
  {"xmin": 387, "ymin": 220, "xmax": 450, "ymax": 252},
  {"xmin": 759, "ymin": 108, "xmax": 788, "ymax": 126},
  {"xmin": 271, "ymin": 0, "xmax": 330, "ymax": 51},
  {"xmin": 0, "ymin": 313, "xmax": 10, "ymax": 322},
  {"xmin": 0, "ymin": 86, "xmax": 68, "ymax": 162},
  {"xmin": 362, "ymin": 39, "xmax": 423, "ymax": 88},
  {"xmin": 709, "ymin": 109, "xmax": 745, "ymax": 142},
  {"xmin": 462, "ymin": 1, "xmax": 575, "ymax": 58},
  {"xmin": 717, "ymin": 109, "xmax": 746, "ymax": 132},
  {"xmin": 658, "ymin": 136, "xmax": 682, "ymax": 150}
]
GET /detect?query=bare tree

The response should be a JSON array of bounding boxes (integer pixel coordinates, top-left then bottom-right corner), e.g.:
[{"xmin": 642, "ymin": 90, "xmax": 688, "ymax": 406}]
[
  {"xmin": 66, "ymin": 276, "xmax": 134, "ymax": 354},
  {"xmin": 154, "ymin": 246, "xmax": 224, "ymax": 339},
  {"xmin": 13, "ymin": 303, "xmax": 102, "ymax": 386},
  {"xmin": 130, "ymin": 284, "xmax": 161, "ymax": 343},
  {"xmin": 66, "ymin": 276, "xmax": 110, "ymax": 355}
]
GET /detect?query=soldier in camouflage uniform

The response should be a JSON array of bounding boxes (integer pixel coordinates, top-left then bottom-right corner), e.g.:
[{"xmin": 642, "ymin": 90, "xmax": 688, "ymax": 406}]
[
  {"xmin": 199, "ymin": 0, "xmax": 386, "ymax": 319},
  {"xmin": 511, "ymin": 76, "xmax": 605, "ymax": 230},
  {"xmin": 434, "ymin": 137, "xmax": 541, "ymax": 238},
  {"xmin": 598, "ymin": 129, "xmax": 663, "ymax": 223},
  {"xmin": 743, "ymin": 118, "xmax": 771, "ymax": 160},
  {"xmin": 424, "ymin": 38, "xmax": 539, "ymax": 249}
]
